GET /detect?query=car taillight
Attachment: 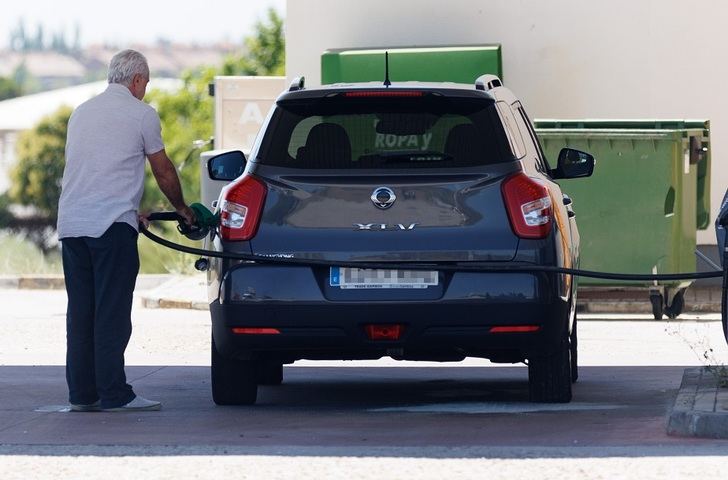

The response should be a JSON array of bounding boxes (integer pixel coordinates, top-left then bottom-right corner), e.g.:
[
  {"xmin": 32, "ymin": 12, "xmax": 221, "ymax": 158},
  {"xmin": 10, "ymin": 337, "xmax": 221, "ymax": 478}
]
[
  {"xmin": 501, "ymin": 173, "xmax": 553, "ymax": 239},
  {"xmin": 219, "ymin": 175, "xmax": 267, "ymax": 241}
]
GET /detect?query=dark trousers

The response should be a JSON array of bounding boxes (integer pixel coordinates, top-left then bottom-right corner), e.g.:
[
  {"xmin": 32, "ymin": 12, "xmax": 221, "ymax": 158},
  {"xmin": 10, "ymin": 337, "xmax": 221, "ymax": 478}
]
[{"xmin": 61, "ymin": 222, "xmax": 139, "ymax": 409}]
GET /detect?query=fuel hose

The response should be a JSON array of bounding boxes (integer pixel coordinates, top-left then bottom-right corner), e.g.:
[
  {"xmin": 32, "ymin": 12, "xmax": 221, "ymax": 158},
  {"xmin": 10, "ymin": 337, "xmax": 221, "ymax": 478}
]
[
  {"xmin": 140, "ymin": 213, "xmax": 728, "ymax": 342},
  {"xmin": 139, "ymin": 220, "xmax": 722, "ymax": 281}
]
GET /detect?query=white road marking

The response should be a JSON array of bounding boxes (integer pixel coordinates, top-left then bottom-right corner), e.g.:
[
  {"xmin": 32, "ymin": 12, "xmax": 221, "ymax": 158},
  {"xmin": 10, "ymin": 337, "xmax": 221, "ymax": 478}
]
[
  {"xmin": 370, "ymin": 402, "xmax": 626, "ymax": 414},
  {"xmin": 34, "ymin": 405, "xmax": 71, "ymax": 413}
]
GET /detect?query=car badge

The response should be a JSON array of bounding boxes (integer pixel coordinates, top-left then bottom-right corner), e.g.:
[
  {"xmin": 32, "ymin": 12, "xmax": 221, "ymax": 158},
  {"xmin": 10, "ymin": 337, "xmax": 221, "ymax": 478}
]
[{"xmin": 371, "ymin": 187, "xmax": 396, "ymax": 209}]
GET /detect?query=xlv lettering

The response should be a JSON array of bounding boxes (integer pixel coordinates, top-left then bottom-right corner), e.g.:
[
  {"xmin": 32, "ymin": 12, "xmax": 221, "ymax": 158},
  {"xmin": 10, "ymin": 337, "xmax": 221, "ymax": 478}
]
[{"xmin": 354, "ymin": 223, "xmax": 418, "ymax": 231}]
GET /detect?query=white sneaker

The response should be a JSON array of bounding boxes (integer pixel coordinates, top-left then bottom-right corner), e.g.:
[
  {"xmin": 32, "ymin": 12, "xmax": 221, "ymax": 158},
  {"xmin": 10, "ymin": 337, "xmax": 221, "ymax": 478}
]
[{"xmin": 102, "ymin": 396, "xmax": 162, "ymax": 412}]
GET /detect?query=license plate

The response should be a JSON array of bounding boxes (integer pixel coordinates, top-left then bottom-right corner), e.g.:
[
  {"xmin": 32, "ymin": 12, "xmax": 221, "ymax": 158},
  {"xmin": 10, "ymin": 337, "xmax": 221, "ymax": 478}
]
[{"xmin": 330, "ymin": 267, "xmax": 438, "ymax": 289}]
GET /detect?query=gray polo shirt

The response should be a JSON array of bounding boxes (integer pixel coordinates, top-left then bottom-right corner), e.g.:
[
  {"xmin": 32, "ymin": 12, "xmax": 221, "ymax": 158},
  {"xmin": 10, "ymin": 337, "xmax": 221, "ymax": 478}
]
[{"xmin": 57, "ymin": 83, "xmax": 164, "ymax": 239}]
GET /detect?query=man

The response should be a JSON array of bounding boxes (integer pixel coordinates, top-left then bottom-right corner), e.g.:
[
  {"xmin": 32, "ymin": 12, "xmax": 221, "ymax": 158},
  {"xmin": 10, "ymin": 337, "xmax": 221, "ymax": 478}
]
[{"xmin": 57, "ymin": 49, "xmax": 195, "ymax": 412}]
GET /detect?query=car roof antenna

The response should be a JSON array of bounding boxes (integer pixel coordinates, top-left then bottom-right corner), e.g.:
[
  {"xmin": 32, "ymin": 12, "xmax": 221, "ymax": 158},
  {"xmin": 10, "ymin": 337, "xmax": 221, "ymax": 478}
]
[{"xmin": 384, "ymin": 51, "xmax": 391, "ymax": 87}]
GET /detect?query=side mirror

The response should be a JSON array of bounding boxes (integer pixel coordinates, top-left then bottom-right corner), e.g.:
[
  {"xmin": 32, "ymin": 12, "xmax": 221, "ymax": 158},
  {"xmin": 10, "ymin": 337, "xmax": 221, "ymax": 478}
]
[
  {"xmin": 552, "ymin": 148, "xmax": 595, "ymax": 179},
  {"xmin": 207, "ymin": 150, "xmax": 246, "ymax": 181}
]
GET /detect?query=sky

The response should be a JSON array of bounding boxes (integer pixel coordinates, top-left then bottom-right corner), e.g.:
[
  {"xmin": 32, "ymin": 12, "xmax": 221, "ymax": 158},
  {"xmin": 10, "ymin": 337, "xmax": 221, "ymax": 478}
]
[{"xmin": 0, "ymin": 0, "xmax": 286, "ymax": 48}]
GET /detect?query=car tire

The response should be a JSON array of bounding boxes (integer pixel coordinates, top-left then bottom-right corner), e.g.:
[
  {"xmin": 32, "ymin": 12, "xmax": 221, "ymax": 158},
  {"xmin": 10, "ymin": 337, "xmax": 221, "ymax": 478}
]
[
  {"xmin": 570, "ymin": 316, "xmax": 578, "ymax": 383},
  {"xmin": 256, "ymin": 361, "xmax": 284, "ymax": 385},
  {"xmin": 528, "ymin": 333, "xmax": 573, "ymax": 403},
  {"xmin": 211, "ymin": 336, "xmax": 258, "ymax": 405}
]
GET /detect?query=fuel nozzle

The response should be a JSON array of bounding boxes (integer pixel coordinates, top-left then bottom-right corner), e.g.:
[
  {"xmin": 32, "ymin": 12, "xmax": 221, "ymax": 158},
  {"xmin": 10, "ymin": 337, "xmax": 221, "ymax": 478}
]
[
  {"xmin": 145, "ymin": 203, "xmax": 219, "ymax": 241},
  {"xmin": 176, "ymin": 203, "xmax": 219, "ymax": 241}
]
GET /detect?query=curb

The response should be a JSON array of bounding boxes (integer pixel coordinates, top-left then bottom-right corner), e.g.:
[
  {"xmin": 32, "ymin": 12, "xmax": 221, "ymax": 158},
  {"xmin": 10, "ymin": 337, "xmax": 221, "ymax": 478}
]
[
  {"xmin": 141, "ymin": 297, "xmax": 209, "ymax": 311},
  {"xmin": 667, "ymin": 367, "xmax": 728, "ymax": 439},
  {"xmin": 137, "ymin": 275, "xmax": 208, "ymax": 311},
  {"xmin": 0, "ymin": 275, "xmax": 65, "ymax": 289},
  {"xmin": 0, "ymin": 274, "xmax": 174, "ymax": 291}
]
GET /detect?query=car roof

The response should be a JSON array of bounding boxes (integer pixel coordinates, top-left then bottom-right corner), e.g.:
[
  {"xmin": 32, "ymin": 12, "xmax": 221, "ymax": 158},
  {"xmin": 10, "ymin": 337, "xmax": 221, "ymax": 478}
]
[{"xmin": 276, "ymin": 80, "xmax": 496, "ymax": 102}]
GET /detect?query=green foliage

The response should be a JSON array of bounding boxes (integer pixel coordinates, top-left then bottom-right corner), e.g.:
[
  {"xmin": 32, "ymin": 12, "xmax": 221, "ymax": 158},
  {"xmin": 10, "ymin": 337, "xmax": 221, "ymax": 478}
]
[
  {"xmin": 9, "ymin": 106, "xmax": 72, "ymax": 223},
  {"xmin": 0, "ymin": 76, "xmax": 21, "ymax": 100},
  {"xmin": 0, "ymin": 193, "xmax": 13, "ymax": 227},
  {"xmin": 137, "ymin": 223, "xmax": 201, "ymax": 274},
  {"xmin": 4, "ymin": 9, "xmax": 286, "ymax": 272},
  {"xmin": 222, "ymin": 8, "xmax": 285, "ymax": 76},
  {"xmin": 0, "ymin": 230, "xmax": 62, "ymax": 274},
  {"xmin": 142, "ymin": 66, "xmax": 216, "ymax": 211}
]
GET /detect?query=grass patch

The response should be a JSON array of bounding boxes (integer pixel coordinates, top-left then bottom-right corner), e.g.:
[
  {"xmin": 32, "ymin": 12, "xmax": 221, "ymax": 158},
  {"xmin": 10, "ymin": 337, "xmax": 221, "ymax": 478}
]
[
  {"xmin": 0, "ymin": 232, "xmax": 62, "ymax": 274},
  {"xmin": 0, "ymin": 228, "xmax": 201, "ymax": 275},
  {"xmin": 137, "ymin": 225, "xmax": 200, "ymax": 274}
]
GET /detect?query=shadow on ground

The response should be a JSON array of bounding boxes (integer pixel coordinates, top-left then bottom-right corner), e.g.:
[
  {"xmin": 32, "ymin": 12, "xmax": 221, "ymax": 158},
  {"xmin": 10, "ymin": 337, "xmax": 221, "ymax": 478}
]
[{"xmin": 1, "ymin": 365, "xmax": 726, "ymax": 454}]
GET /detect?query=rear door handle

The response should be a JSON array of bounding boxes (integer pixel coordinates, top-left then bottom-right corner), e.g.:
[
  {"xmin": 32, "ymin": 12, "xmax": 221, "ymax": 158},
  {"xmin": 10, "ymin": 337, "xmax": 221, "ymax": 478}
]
[{"xmin": 567, "ymin": 210, "xmax": 576, "ymax": 218}]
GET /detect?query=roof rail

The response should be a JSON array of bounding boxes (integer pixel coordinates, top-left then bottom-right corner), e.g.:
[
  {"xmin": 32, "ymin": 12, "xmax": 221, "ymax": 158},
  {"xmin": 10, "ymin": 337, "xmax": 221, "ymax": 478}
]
[
  {"xmin": 289, "ymin": 76, "xmax": 305, "ymax": 92},
  {"xmin": 475, "ymin": 74, "xmax": 503, "ymax": 91}
]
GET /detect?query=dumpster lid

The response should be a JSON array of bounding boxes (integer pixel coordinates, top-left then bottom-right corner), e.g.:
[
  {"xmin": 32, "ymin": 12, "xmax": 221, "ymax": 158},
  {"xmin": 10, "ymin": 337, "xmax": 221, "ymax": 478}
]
[{"xmin": 534, "ymin": 119, "xmax": 709, "ymax": 131}]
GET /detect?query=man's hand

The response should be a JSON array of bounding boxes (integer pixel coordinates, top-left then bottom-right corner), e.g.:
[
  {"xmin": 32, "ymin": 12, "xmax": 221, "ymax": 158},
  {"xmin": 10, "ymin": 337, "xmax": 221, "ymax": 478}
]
[
  {"xmin": 177, "ymin": 205, "xmax": 196, "ymax": 226},
  {"xmin": 138, "ymin": 213, "xmax": 150, "ymax": 229}
]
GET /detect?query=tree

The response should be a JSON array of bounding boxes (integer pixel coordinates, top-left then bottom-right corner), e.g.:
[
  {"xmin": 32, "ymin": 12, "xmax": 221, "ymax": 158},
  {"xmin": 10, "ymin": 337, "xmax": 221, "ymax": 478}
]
[
  {"xmin": 7, "ymin": 106, "xmax": 72, "ymax": 251},
  {"xmin": 33, "ymin": 24, "xmax": 45, "ymax": 51},
  {"xmin": 0, "ymin": 76, "xmax": 21, "ymax": 101},
  {"xmin": 222, "ymin": 8, "xmax": 285, "ymax": 76},
  {"xmin": 144, "ymin": 8, "xmax": 286, "ymax": 211},
  {"xmin": 142, "ymin": 67, "xmax": 216, "ymax": 212},
  {"xmin": 9, "ymin": 19, "xmax": 27, "ymax": 51},
  {"xmin": 4, "ymin": 9, "xmax": 286, "ymax": 260}
]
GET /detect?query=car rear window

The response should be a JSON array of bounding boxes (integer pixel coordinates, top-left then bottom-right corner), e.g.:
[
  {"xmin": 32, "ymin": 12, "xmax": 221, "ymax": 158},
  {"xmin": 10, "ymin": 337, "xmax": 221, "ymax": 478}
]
[{"xmin": 256, "ymin": 93, "xmax": 516, "ymax": 169}]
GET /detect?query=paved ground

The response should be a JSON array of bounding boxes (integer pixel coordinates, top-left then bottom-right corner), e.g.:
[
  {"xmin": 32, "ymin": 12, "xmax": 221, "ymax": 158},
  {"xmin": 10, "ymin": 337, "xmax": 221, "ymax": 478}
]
[{"xmin": 1, "ymin": 288, "xmax": 727, "ymax": 478}]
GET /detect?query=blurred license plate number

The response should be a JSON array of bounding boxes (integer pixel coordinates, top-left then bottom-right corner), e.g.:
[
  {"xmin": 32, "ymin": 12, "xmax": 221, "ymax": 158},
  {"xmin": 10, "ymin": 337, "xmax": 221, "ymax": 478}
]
[{"xmin": 330, "ymin": 267, "xmax": 438, "ymax": 289}]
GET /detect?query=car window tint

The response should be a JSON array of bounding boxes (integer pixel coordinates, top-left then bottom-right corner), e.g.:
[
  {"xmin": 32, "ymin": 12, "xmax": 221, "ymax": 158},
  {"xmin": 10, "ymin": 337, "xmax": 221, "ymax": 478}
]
[
  {"xmin": 494, "ymin": 101, "xmax": 526, "ymax": 159},
  {"xmin": 258, "ymin": 96, "xmax": 516, "ymax": 169},
  {"xmin": 516, "ymin": 106, "xmax": 552, "ymax": 173}
]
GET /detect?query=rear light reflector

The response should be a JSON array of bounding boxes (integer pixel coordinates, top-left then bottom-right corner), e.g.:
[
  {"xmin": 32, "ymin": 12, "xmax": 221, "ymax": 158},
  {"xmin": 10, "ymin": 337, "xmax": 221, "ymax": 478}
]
[
  {"xmin": 231, "ymin": 328, "xmax": 281, "ymax": 335},
  {"xmin": 344, "ymin": 91, "xmax": 424, "ymax": 98},
  {"xmin": 501, "ymin": 173, "xmax": 553, "ymax": 239},
  {"xmin": 219, "ymin": 175, "xmax": 267, "ymax": 241},
  {"xmin": 365, "ymin": 324, "xmax": 404, "ymax": 340},
  {"xmin": 489, "ymin": 325, "xmax": 541, "ymax": 333}
]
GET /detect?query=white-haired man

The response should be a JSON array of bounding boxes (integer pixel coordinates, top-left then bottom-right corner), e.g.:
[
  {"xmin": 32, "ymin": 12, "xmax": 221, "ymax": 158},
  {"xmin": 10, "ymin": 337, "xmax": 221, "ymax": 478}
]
[{"xmin": 57, "ymin": 49, "xmax": 195, "ymax": 412}]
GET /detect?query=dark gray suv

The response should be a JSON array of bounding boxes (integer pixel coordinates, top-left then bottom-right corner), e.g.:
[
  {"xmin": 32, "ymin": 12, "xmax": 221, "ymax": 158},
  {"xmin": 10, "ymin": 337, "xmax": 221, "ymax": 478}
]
[{"xmin": 205, "ymin": 75, "xmax": 595, "ymax": 405}]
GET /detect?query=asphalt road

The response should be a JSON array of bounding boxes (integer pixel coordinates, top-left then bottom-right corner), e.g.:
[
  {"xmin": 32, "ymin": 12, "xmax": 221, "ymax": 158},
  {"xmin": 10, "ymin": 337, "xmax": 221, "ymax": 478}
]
[{"xmin": 1, "ymin": 288, "xmax": 727, "ymax": 479}]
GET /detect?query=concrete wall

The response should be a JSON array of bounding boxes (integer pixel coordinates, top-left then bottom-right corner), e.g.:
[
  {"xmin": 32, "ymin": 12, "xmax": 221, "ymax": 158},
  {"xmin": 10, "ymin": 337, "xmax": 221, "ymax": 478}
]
[{"xmin": 286, "ymin": 0, "xmax": 727, "ymax": 243}]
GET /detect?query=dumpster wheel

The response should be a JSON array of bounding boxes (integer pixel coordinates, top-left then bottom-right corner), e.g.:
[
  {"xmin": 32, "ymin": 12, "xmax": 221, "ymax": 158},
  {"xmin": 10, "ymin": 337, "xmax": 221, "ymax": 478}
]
[
  {"xmin": 649, "ymin": 291, "xmax": 664, "ymax": 319},
  {"xmin": 665, "ymin": 288, "xmax": 686, "ymax": 319}
]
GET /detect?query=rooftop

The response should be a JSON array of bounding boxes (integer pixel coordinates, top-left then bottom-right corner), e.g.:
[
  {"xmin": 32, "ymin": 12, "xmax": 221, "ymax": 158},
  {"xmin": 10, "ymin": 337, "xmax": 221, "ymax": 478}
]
[{"xmin": 0, "ymin": 78, "xmax": 183, "ymax": 131}]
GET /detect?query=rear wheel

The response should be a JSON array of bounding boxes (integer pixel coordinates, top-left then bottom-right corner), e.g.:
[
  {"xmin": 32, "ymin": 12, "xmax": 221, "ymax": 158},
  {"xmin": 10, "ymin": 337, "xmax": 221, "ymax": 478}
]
[
  {"xmin": 211, "ymin": 336, "xmax": 258, "ymax": 405},
  {"xmin": 570, "ymin": 316, "xmax": 578, "ymax": 383},
  {"xmin": 528, "ymin": 333, "xmax": 572, "ymax": 403},
  {"xmin": 256, "ymin": 361, "xmax": 284, "ymax": 385}
]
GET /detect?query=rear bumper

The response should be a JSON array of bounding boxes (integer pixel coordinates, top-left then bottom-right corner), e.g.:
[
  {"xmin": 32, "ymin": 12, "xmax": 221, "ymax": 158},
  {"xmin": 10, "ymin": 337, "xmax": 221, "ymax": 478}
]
[{"xmin": 210, "ymin": 264, "xmax": 571, "ymax": 362}]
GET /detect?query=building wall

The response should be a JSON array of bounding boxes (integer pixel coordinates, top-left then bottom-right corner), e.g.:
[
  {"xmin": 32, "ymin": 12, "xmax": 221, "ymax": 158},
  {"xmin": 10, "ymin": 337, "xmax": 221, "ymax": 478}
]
[
  {"xmin": 0, "ymin": 131, "xmax": 18, "ymax": 193},
  {"xmin": 286, "ymin": 0, "xmax": 727, "ymax": 243}
]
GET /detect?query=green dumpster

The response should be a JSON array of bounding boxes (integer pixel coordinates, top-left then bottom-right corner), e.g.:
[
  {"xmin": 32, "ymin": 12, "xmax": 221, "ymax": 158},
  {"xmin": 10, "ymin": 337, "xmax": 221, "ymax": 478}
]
[
  {"xmin": 321, "ymin": 45, "xmax": 502, "ymax": 85},
  {"xmin": 534, "ymin": 120, "xmax": 711, "ymax": 318}
]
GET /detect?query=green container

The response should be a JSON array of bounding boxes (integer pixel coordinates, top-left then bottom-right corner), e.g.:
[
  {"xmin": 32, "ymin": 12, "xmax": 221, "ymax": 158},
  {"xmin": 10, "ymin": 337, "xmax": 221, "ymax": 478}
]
[
  {"xmin": 321, "ymin": 45, "xmax": 502, "ymax": 85},
  {"xmin": 534, "ymin": 120, "xmax": 711, "ymax": 286}
]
